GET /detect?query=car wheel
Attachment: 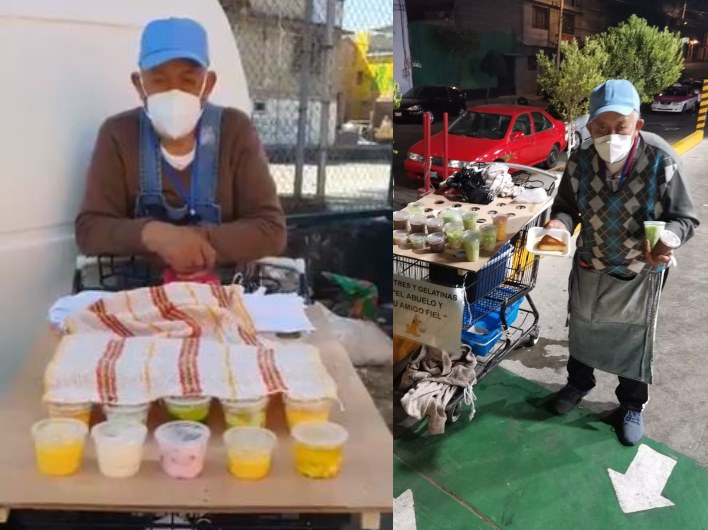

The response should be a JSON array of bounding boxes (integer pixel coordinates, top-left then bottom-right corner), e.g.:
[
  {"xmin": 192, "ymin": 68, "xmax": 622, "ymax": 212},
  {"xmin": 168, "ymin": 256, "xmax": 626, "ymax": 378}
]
[
  {"xmin": 573, "ymin": 132, "xmax": 583, "ymax": 150},
  {"xmin": 543, "ymin": 144, "xmax": 560, "ymax": 169}
]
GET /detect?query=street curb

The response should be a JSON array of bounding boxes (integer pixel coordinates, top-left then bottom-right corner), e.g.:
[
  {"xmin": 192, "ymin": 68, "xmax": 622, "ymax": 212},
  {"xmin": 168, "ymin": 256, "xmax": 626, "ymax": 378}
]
[{"xmin": 672, "ymin": 130, "xmax": 704, "ymax": 155}]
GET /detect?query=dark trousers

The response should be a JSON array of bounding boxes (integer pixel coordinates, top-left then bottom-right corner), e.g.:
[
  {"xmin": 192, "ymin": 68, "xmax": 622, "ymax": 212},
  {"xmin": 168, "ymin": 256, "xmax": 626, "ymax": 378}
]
[{"xmin": 567, "ymin": 356, "xmax": 648, "ymax": 411}]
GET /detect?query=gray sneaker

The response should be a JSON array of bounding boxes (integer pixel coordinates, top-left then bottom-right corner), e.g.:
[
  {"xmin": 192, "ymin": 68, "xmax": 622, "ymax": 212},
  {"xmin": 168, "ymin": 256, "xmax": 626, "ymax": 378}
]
[
  {"xmin": 618, "ymin": 408, "xmax": 644, "ymax": 446},
  {"xmin": 550, "ymin": 384, "xmax": 590, "ymax": 415}
]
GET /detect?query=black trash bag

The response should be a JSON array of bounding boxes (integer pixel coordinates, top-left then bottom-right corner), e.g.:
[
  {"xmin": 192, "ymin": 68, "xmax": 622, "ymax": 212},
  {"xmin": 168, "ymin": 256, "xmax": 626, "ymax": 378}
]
[{"xmin": 443, "ymin": 164, "xmax": 496, "ymax": 204}]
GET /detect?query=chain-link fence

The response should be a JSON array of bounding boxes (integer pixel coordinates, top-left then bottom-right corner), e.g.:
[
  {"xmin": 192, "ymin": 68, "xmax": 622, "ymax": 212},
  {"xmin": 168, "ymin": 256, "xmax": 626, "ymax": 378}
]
[{"xmin": 219, "ymin": 0, "xmax": 393, "ymax": 214}]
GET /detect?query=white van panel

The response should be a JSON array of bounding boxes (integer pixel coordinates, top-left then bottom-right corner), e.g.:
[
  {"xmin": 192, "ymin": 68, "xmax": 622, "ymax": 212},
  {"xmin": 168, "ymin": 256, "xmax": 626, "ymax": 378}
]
[{"xmin": 0, "ymin": 0, "xmax": 250, "ymax": 390}]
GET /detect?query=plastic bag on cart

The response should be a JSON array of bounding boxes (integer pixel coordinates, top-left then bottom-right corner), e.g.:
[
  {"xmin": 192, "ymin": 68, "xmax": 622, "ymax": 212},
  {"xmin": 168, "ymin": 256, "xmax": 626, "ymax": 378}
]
[
  {"xmin": 442, "ymin": 164, "xmax": 496, "ymax": 204},
  {"xmin": 484, "ymin": 162, "xmax": 523, "ymax": 198},
  {"xmin": 512, "ymin": 186, "xmax": 548, "ymax": 204}
]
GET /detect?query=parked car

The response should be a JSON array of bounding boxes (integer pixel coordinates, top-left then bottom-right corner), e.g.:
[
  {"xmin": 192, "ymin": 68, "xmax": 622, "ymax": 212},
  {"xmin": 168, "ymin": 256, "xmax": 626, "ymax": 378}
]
[
  {"xmin": 394, "ymin": 85, "xmax": 467, "ymax": 123},
  {"xmin": 568, "ymin": 113, "xmax": 591, "ymax": 151},
  {"xmin": 679, "ymin": 78, "xmax": 702, "ymax": 101},
  {"xmin": 651, "ymin": 84, "xmax": 698, "ymax": 113},
  {"xmin": 403, "ymin": 105, "xmax": 567, "ymax": 182}
]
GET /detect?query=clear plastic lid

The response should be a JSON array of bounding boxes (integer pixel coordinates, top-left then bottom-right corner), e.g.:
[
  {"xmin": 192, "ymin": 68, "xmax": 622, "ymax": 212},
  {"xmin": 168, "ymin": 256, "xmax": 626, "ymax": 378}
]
[
  {"xmin": 291, "ymin": 422, "xmax": 349, "ymax": 449},
  {"xmin": 393, "ymin": 210, "xmax": 410, "ymax": 220},
  {"xmin": 223, "ymin": 427, "xmax": 277, "ymax": 452},
  {"xmin": 154, "ymin": 421, "xmax": 210, "ymax": 446},
  {"xmin": 659, "ymin": 230, "xmax": 681, "ymax": 249},
  {"xmin": 426, "ymin": 232, "xmax": 446, "ymax": 244},
  {"xmin": 32, "ymin": 418, "xmax": 88, "ymax": 444},
  {"xmin": 91, "ymin": 420, "xmax": 147, "ymax": 445}
]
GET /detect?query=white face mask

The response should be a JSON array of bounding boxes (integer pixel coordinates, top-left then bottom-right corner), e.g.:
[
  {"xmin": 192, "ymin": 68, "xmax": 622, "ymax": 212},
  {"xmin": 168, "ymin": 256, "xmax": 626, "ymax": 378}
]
[
  {"xmin": 593, "ymin": 134, "xmax": 634, "ymax": 164},
  {"xmin": 141, "ymin": 77, "xmax": 207, "ymax": 140}
]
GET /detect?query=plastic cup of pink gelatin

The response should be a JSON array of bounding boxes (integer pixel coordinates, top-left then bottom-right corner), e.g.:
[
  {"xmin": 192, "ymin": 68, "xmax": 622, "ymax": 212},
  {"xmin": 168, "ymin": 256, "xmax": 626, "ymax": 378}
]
[{"xmin": 154, "ymin": 421, "xmax": 211, "ymax": 479}]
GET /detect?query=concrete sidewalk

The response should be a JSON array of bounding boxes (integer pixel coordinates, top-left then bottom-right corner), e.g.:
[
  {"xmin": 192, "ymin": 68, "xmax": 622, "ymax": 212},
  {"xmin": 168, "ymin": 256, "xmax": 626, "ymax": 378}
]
[{"xmin": 501, "ymin": 139, "xmax": 708, "ymax": 468}]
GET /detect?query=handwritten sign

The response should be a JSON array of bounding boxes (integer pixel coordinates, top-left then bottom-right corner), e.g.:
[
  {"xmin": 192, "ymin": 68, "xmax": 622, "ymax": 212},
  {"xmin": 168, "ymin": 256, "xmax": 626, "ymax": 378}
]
[{"xmin": 393, "ymin": 275, "xmax": 464, "ymax": 352}]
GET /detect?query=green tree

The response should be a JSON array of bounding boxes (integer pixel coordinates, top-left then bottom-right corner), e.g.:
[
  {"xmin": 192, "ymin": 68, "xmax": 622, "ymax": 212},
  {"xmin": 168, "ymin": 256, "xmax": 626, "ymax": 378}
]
[
  {"xmin": 480, "ymin": 50, "xmax": 507, "ymax": 103},
  {"xmin": 393, "ymin": 81, "xmax": 402, "ymax": 110},
  {"xmin": 537, "ymin": 38, "xmax": 607, "ymax": 125},
  {"xmin": 596, "ymin": 15, "xmax": 684, "ymax": 103}
]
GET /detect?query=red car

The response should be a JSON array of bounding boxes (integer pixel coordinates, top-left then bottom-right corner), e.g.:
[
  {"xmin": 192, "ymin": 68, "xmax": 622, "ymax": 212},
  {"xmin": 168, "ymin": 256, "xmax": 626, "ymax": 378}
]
[{"xmin": 404, "ymin": 105, "xmax": 567, "ymax": 182}]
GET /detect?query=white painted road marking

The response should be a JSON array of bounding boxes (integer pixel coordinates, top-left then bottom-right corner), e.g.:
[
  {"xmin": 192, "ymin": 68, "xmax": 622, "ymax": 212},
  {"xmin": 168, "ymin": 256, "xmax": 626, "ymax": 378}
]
[
  {"xmin": 394, "ymin": 489, "xmax": 417, "ymax": 530},
  {"xmin": 608, "ymin": 444, "xmax": 678, "ymax": 514}
]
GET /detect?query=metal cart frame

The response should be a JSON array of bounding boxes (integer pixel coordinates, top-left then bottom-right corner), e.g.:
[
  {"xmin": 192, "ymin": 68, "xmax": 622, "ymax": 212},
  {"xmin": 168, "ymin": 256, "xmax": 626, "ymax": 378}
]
[{"xmin": 393, "ymin": 164, "xmax": 558, "ymax": 431}]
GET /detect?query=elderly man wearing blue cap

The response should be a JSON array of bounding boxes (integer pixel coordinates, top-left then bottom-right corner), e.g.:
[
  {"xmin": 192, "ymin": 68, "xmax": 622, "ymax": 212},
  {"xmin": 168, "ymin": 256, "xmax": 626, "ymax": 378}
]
[
  {"xmin": 546, "ymin": 79, "xmax": 699, "ymax": 445},
  {"xmin": 75, "ymin": 18, "xmax": 286, "ymax": 277}
]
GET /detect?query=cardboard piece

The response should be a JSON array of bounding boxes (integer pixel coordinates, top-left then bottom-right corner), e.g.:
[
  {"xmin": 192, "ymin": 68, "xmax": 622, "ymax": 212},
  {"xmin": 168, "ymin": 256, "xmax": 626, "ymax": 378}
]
[
  {"xmin": 393, "ymin": 193, "xmax": 551, "ymax": 272},
  {"xmin": 0, "ymin": 306, "xmax": 392, "ymax": 515}
]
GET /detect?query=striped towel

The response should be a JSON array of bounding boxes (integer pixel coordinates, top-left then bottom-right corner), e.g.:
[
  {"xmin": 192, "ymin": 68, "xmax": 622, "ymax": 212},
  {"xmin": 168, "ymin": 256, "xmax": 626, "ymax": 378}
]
[
  {"xmin": 43, "ymin": 333, "xmax": 338, "ymax": 405},
  {"xmin": 64, "ymin": 283, "xmax": 258, "ymax": 345}
]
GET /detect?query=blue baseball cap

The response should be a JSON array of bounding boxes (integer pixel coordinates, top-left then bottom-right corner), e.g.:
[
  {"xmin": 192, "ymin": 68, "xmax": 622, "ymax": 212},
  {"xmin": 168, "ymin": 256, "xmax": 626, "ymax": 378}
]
[
  {"xmin": 589, "ymin": 80, "xmax": 641, "ymax": 123},
  {"xmin": 139, "ymin": 17, "xmax": 209, "ymax": 70}
]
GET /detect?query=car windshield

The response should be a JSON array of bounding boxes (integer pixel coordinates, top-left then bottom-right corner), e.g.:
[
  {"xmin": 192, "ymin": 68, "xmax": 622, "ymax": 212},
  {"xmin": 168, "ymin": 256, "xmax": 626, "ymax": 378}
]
[
  {"xmin": 448, "ymin": 111, "xmax": 512, "ymax": 139},
  {"xmin": 403, "ymin": 86, "xmax": 440, "ymax": 98},
  {"xmin": 664, "ymin": 87, "xmax": 688, "ymax": 96}
]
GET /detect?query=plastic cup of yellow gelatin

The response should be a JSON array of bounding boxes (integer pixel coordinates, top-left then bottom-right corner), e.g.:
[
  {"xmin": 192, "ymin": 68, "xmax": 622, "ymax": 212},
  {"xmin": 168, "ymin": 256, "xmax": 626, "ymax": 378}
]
[
  {"xmin": 221, "ymin": 397, "xmax": 269, "ymax": 428},
  {"xmin": 163, "ymin": 396, "xmax": 211, "ymax": 422},
  {"xmin": 292, "ymin": 422, "xmax": 348, "ymax": 479},
  {"xmin": 284, "ymin": 396, "xmax": 332, "ymax": 429},
  {"xmin": 31, "ymin": 418, "xmax": 88, "ymax": 477},
  {"xmin": 223, "ymin": 426, "xmax": 277, "ymax": 480},
  {"xmin": 47, "ymin": 402, "xmax": 93, "ymax": 425}
]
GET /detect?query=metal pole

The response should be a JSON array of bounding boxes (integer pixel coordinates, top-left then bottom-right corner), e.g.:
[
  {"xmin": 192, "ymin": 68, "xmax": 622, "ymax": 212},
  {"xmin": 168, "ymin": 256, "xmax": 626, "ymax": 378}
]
[
  {"xmin": 294, "ymin": 0, "xmax": 315, "ymax": 201},
  {"xmin": 316, "ymin": 0, "xmax": 336, "ymax": 198},
  {"xmin": 555, "ymin": 0, "xmax": 564, "ymax": 69},
  {"xmin": 442, "ymin": 112, "xmax": 449, "ymax": 180}
]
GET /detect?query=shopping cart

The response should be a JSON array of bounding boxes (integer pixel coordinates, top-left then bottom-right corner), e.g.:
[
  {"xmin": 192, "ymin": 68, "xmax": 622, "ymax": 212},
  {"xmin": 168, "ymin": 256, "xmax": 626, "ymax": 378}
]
[
  {"xmin": 72, "ymin": 254, "xmax": 309, "ymax": 302},
  {"xmin": 393, "ymin": 164, "xmax": 558, "ymax": 433}
]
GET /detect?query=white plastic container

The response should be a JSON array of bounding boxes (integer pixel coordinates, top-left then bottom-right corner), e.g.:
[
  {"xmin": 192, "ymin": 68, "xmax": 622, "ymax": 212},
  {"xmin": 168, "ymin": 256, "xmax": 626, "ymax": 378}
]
[
  {"xmin": 526, "ymin": 227, "xmax": 572, "ymax": 257},
  {"xmin": 91, "ymin": 420, "xmax": 148, "ymax": 478}
]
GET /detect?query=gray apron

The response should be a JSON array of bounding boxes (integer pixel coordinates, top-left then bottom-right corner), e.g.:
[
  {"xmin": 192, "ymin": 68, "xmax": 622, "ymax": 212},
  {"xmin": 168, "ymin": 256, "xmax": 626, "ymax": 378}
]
[{"xmin": 567, "ymin": 259, "xmax": 664, "ymax": 384}]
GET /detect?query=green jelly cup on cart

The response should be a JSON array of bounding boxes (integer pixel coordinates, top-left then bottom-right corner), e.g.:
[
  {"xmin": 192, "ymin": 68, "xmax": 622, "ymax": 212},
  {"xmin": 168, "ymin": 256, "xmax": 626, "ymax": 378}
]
[
  {"xmin": 480, "ymin": 224, "xmax": 498, "ymax": 253},
  {"xmin": 444, "ymin": 222, "xmax": 464, "ymax": 250},
  {"xmin": 463, "ymin": 230, "xmax": 481, "ymax": 262},
  {"xmin": 408, "ymin": 232, "xmax": 427, "ymax": 250},
  {"xmin": 462, "ymin": 211, "xmax": 478, "ymax": 231},
  {"xmin": 440, "ymin": 208, "xmax": 463, "ymax": 225},
  {"xmin": 163, "ymin": 396, "xmax": 212, "ymax": 422}
]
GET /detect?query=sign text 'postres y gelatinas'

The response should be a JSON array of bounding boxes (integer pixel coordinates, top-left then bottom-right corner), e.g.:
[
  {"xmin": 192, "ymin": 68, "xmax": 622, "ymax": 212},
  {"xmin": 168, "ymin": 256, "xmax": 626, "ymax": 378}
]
[{"xmin": 393, "ymin": 275, "xmax": 464, "ymax": 353}]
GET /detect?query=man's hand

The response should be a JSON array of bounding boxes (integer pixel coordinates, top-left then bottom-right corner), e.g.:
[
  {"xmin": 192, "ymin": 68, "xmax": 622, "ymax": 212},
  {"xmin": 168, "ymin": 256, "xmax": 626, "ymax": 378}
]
[
  {"xmin": 644, "ymin": 239, "xmax": 673, "ymax": 268},
  {"xmin": 545, "ymin": 219, "xmax": 569, "ymax": 232},
  {"xmin": 141, "ymin": 221, "xmax": 216, "ymax": 274}
]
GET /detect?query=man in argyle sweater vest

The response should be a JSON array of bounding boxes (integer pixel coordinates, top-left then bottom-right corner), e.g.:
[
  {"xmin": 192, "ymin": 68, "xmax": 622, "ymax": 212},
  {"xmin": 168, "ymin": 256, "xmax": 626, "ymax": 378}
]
[{"xmin": 547, "ymin": 80, "xmax": 699, "ymax": 445}]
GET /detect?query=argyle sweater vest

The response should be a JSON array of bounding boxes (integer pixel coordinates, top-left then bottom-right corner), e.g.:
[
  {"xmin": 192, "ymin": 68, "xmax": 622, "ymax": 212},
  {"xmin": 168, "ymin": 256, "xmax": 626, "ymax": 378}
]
[{"xmin": 567, "ymin": 138, "xmax": 673, "ymax": 275}]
